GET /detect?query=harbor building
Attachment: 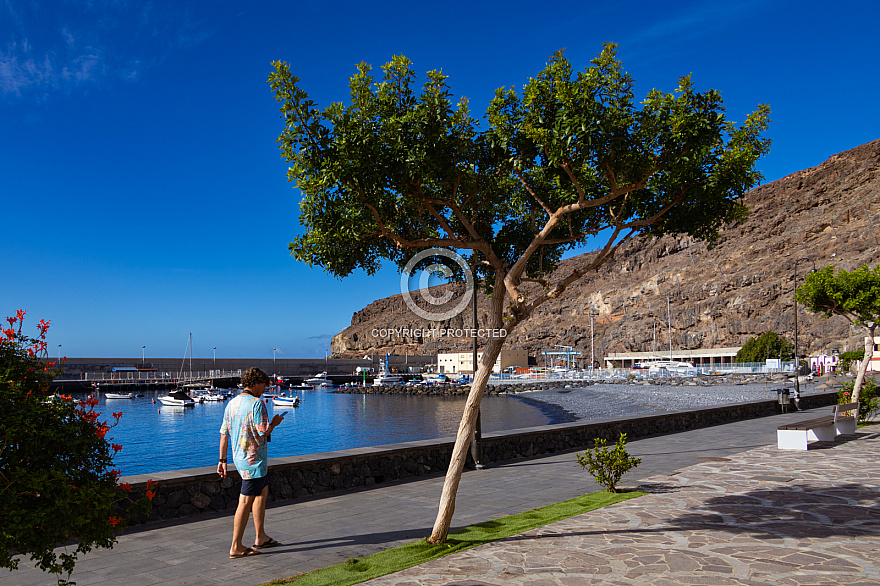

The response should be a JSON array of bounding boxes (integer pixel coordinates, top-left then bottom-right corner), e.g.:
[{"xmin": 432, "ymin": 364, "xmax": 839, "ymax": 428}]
[
  {"xmin": 437, "ymin": 349, "xmax": 529, "ymax": 375},
  {"xmin": 604, "ymin": 347, "xmax": 742, "ymax": 369}
]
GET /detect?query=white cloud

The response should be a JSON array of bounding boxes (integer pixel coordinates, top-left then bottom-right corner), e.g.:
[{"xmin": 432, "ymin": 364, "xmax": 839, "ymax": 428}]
[{"xmin": 0, "ymin": 0, "xmax": 213, "ymax": 99}]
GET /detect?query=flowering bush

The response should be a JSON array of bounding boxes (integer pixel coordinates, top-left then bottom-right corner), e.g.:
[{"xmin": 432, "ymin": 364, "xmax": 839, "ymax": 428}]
[
  {"xmin": 838, "ymin": 377, "xmax": 879, "ymax": 422},
  {"xmin": 0, "ymin": 311, "xmax": 152, "ymax": 584}
]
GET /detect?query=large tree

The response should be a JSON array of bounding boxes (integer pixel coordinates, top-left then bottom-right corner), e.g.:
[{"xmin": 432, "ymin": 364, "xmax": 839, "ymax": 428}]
[
  {"xmin": 269, "ymin": 44, "xmax": 770, "ymax": 543},
  {"xmin": 735, "ymin": 331, "xmax": 794, "ymax": 363},
  {"xmin": 796, "ymin": 264, "xmax": 880, "ymax": 406}
]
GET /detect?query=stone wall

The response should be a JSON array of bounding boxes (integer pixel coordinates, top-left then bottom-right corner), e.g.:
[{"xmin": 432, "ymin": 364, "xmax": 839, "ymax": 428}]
[{"xmin": 120, "ymin": 392, "xmax": 838, "ymax": 524}]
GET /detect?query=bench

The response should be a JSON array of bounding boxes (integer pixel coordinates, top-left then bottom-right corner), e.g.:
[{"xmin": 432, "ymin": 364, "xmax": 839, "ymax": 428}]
[{"xmin": 777, "ymin": 402, "xmax": 859, "ymax": 450}]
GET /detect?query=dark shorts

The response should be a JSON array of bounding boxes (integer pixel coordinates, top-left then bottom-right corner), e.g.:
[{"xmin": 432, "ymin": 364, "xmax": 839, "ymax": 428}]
[{"xmin": 240, "ymin": 474, "xmax": 269, "ymax": 496}]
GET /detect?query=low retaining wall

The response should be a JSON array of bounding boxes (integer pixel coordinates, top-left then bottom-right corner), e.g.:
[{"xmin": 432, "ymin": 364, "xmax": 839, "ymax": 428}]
[{"xmin": 120, "ymin": 392, "xmax": 837, "ymax": 524}]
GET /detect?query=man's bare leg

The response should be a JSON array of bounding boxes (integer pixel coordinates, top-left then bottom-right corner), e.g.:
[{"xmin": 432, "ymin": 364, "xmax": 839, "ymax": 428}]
[
  {"xmin": 253, "ymin": 485, "xmax": 271, "ymax": 546},
  {"xmin": 230, "ymin": 493, "xmax": 257, "ymax": 556}
]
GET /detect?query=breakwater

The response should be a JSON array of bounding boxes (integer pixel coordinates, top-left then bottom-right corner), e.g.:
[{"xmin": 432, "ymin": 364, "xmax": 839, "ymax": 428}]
[{"xmin": 119, "ymin": 391, "xmax": 837, "ymax": 524}]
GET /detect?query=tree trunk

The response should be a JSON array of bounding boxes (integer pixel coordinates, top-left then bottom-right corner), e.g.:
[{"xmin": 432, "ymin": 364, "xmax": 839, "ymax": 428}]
[
  {"xmin": 851, "ymin": 326, "xmax": 875, "ymax": 407},
  {"xmin": 428, "ymin": 334, "xmax": 507, "ymax": 544}
]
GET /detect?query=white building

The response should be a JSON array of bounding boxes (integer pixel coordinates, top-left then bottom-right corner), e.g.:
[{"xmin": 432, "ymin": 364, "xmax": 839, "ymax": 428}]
[
  {"xmin": 604, "ymin": 347, "xmax": 742, "ymax": 369},
  {"xmin": 862, "ymin": 336, "xmax": 880, "ymax": 373},
  {"xmin": 437, "ymin": 349, "xmax": 529, "ymax": 374}
]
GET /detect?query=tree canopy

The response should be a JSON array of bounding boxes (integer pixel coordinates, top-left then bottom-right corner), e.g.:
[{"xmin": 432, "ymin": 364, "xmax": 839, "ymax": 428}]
[
  {"xmin": 735, "ymin": 331, "xmax": 793, "ymax": 363},
  {"xmin": 796, "ymin": 263, "xmax": 880, "ymax": 405},
  {"xmin": 270, "ymin": 44, "xmax": 769, "ymax": 313},
  {"xmin": 269, "ymin": 44, "xmax": 770, "ymax": 543}
]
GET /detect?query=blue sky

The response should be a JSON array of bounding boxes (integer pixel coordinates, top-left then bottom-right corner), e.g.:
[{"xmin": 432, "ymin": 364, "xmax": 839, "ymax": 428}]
[{"xmin": 2, "ymin": 0, "xmax": 878, "ymax": 359}]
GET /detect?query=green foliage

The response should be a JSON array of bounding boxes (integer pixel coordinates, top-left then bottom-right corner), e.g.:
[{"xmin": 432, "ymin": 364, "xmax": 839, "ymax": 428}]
[
  {"xmin": 838, "ymin": 377, "xmax": 879, "ymax": 421},
  {"xmin": 735, "ymin": 331, "xmax": 793, "ymax": 363},
  {"xmin": 576, "ymin": 433, "xmax": 642, "ymax": 493},
  {"xmin": 1, "ymin": 311, "xmax": 152, "ymax": 583},
  {"xmin": 839, "ymin": 350, "xmax": 865, "ymax": 372},
  {"xmin": 269, "ymin": 44, "xmax": 771, "ymax": 299},
  {"xmin": 796, "ymin": 264, "xmax": 880, "ymax": 329}
]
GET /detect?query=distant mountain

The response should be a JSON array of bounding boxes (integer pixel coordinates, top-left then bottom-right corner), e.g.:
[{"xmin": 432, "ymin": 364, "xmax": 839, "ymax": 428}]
[{"xmin": 332, "ymin": 139, "xmax": 880, "ymax": 362}]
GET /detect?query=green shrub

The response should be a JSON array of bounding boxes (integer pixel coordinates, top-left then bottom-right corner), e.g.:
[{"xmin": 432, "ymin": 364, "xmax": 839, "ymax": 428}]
[
  {"xmin": 576, "ymin": 433, "xmax": 642, "ymax": 493},
  {"xmin": 1, "ymin": 311, "xmax": 152, "ymax": 584},
  {"xmin": 838, "ymin": 376, "xmax": 879, "ymax": 421}
]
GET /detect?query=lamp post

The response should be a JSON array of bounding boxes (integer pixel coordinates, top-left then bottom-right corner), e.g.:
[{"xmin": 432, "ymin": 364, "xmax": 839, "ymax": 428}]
[
  {"xmin": 793, "ymin": 257, "xmax": 816, "ymax": 401},
  {"xmin": 58, "ymin": 344, "xmax": 61, "ymax": 363},
  {"xmin": 213, "ymin": 346, "xmax": 216, "ymax": 364},
  {"xmin": 273, "ymin": 348, "xmax": 277, "ymax": 364},
  {"xmin": 142, "ymin": 345, "xmax": 145, "ymax": 365}
]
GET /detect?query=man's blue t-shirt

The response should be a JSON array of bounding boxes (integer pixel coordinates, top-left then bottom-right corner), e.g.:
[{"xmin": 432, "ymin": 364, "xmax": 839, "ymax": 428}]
[{"xmin": 219, "ymin": 394, "xmax": 270, "ymax": 480}]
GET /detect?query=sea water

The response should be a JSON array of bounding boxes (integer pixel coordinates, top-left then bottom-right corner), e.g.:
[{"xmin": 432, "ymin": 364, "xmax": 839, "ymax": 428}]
[{"xmin": 99, "ymin": 388, "xmax": 551, "ymax": 476}]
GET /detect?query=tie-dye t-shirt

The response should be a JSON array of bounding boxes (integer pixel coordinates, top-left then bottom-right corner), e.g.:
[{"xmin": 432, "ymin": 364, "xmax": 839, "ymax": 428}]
[{"xmin": 219, "ymin": 393, "xmax": 270, "ymax": 480}]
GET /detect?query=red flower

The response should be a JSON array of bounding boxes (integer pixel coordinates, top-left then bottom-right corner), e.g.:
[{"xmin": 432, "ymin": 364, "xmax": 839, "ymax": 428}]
[
  {"xmin": 109, "ymin": 469, "xmax": 121, "ymax": 478},
  {"xmin": 119, "ymin": 482, "xmax": 132, "ymax": 491},
  {"xmin": 112, "ymin": 443, "xmax": 123, "ymax": 453},
  {"xmin": 112, "ymin": 412, "xmax": 123, "ymax": 421},
  {"xmin": 146, "ymin": 490, "xmax": 155, "ymax": 500},
  {"xmin": 108, "ymin": 516, "xmax": 121, "ymax": 527}
]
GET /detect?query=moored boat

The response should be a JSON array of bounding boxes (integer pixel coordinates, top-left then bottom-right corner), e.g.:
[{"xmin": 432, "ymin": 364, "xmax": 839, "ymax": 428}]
[
  {"xmin": 157, "ymin": 390, "xmax": 196, "ymax": 406},
  {"xmin": 304, "ymin": 371, "xmax": 332, "ymax": 385},
  {"xmin": 105, "ymin": 392, "xmax": 133, "ymax": 399},
  {"xmin": 272, "ymin": 395, "xmax": 301, "ymax": 407}
]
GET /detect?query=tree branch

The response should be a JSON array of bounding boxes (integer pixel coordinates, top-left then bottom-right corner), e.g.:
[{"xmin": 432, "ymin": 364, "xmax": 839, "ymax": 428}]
[{"xmin": 515, "ymin": 170, "xmax": 552, "ymax": 215}]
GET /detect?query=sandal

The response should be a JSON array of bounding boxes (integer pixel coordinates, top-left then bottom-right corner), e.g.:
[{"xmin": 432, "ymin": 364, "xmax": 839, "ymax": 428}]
[{"xmin": 229, "ymin": 547, "xmax": 260, "ymax": 559}]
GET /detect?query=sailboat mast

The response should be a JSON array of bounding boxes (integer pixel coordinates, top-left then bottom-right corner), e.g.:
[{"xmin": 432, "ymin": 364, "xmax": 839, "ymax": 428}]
[
  {"xmin": 667, "ymin": 296, "xmax": 673, "ymax": 361},
  {"xmin": 189, "ymin": 333, "xmax": 193, "ymax": 378}
]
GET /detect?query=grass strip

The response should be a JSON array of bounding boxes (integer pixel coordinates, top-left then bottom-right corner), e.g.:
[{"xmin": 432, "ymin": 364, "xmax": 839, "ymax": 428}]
[{"xmin": 265, "ymin": 489, "xmax": 645, "ymax": 586}]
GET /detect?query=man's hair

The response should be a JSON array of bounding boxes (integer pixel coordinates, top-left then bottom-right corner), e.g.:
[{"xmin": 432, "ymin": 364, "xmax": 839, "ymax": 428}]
[{"xmin": 241, "ymin": 367, "xmax": 270, "ymax": 389}]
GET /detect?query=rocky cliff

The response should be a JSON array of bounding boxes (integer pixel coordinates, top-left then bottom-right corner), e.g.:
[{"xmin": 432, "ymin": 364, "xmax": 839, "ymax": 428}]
[{"xmin": 331, "ymin": 139, "xmax": 880, "ymax": 362}]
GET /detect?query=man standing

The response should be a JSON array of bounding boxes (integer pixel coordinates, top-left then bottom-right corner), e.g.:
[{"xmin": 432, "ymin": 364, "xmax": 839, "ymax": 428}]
[{"xmin": 218, "ymin": 368, "xmax": 284, "ymax": 558}]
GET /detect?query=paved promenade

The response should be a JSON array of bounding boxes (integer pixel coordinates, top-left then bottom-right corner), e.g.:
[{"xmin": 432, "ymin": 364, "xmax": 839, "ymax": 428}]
[{"xmin": 5, "ymin": 407, "xmax": 878, "ymax": 585}]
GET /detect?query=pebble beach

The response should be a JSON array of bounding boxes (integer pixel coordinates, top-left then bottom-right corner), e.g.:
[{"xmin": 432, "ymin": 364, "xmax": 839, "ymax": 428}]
[{"xmin": 511, "ymin": 376, "xmax": 842, "ymax": 423}]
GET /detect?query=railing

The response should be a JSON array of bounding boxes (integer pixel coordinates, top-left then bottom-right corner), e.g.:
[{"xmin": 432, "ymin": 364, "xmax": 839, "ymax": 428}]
[{"xmin": 74, "ymin": 370, "xmax": 243, "ymax": 382}]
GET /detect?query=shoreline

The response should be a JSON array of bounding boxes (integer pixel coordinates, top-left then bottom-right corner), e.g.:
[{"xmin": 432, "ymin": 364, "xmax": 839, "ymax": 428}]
[{"xmin": 510, "ymin": 379, "xmax": 838, "ymax": 424}]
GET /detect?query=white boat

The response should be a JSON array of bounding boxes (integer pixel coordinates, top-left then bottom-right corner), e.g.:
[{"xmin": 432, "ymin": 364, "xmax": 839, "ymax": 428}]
[
  {"xmin": 272, "ymin": 395, "xmax": 301, "ymax": 407},
  {"xmin": 645, "ymin": 360, "xmax": 695, "ymax": 374},
  {"xmin": 105, "ymin": 392, "xmax": 133, "ymax": 399},
  {"xmin": 304, "ymin": 372, "xmax": 332, "ymax": 385},
  {"xmin": 157, "ymin": 390, "xmax": 196, "ymax": 406},
  {"xmin": 373, "ymin": 370, "xmax": 401, "ymax": 385},
  {"xmin": 289, "ymin": 384, "xmax": 314, "ymax": 391}
]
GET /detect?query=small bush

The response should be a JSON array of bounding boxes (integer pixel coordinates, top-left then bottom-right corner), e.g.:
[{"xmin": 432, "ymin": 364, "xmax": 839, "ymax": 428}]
[
  {"xmin": 838, "ymin": 376, "xmax": 879, "ymax": 421},
  {"xmin": 576, "ymin": 433, "xmax": 642, "ymax": 493}
]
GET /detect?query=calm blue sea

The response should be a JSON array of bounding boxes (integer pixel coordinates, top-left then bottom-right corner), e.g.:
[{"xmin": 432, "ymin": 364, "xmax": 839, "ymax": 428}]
[{"xmin": 93, "ymin": 388, "xmax": 551, "ymax": 477}]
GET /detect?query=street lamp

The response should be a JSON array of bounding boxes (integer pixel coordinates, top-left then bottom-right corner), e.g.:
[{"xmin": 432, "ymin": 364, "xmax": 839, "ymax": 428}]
[
  {"xmin": 273, "ymin": 347, "xmax": 277, "ymax": 363},
  {"xmin": 142, "ymin": 345, "xmax": 145, "ymax": 365},
  {"xmin": 793, "ymin": 257, "xmax": 817, "ymax": 401},
  {"xmin": 58, "ymin": 344, "xmax": 61, "ymax": 363},
  {"xmin": 213, "ymin": 346, "xmax": 216, "ymax": 365}
]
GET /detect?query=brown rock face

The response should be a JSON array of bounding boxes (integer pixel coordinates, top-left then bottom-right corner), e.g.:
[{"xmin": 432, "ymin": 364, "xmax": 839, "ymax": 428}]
[{"xmin": 332, "ymin": 140, "xmax": 880, "ymax": 362}]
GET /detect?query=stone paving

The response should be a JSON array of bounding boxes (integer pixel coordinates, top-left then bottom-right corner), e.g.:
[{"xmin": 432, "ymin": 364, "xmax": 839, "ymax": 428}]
[
  {"xmin": 4, "ymin": 408, "xmax": 878, "ymax": 586},
  {"xmin": 363, "ymin": 428, "xmax": 880, "ymax": 586}
]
